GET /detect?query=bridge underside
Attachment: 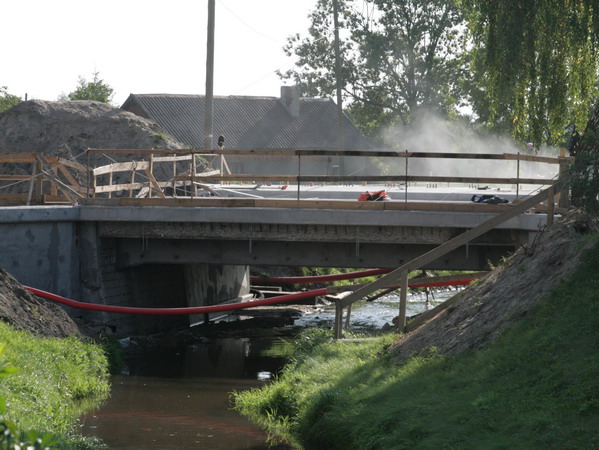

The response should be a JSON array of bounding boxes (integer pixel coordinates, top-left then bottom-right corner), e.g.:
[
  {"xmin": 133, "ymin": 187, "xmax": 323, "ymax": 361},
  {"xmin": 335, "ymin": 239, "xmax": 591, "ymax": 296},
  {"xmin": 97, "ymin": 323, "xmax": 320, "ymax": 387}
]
[
  {"xmin": 102, "ymin": 221, "xmax": 530, "ymax": 271},
  {"xmin": 115, "ymin": 237, "xmax": 513, "ymax": 271}
]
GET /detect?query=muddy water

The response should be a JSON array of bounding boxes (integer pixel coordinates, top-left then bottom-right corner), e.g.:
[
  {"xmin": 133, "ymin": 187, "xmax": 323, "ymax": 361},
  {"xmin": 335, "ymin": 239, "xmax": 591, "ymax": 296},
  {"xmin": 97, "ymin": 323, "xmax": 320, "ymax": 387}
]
[
  {"xmin": 80, "ymin": 290, "xmax": 458, "ymax": 449},
  {"xmin": 80, "ymin": 338, "xmax": 290, "ymax": 449}
]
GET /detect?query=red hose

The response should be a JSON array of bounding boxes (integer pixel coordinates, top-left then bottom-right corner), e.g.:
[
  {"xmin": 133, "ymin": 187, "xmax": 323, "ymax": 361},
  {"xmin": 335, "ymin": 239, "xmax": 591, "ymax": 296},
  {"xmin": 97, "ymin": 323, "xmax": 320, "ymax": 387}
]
[
  {"xmin": 24, "ymin": 276, "xmax": 478, "ymax": 316},
  {"xmin": 250, "ymin": 268, "xmax": 392, "ymax": 284},
  {"xmin": 24, "ymin": 286, "xmax": 329, "ymax": 315}
]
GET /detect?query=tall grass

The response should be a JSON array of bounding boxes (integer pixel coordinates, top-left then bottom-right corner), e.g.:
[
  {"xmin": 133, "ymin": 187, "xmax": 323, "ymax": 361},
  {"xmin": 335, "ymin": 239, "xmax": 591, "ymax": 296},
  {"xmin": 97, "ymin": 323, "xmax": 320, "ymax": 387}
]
[
  {"xmin": 0, "ymin": 323, "xmax": 110, "ymax": 447},
  {"xmin": 234, "ymin": 238, "xmax": 599, "ymax": 449}
]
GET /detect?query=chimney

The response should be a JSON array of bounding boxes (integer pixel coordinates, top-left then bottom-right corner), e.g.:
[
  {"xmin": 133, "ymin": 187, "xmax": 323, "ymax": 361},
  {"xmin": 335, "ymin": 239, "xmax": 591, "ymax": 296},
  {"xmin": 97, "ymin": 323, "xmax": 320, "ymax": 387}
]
[{"xmin": 280, "ymin": 85, "xmax": 300, "ymax": 118}]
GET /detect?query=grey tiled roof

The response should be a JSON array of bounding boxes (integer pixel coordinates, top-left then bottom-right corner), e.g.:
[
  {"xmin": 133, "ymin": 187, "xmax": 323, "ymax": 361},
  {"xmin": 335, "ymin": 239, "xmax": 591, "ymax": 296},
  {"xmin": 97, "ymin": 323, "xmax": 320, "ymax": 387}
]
[{"xmin": 121, "ymin": 93, "xmax": 372, "ymax": 150}]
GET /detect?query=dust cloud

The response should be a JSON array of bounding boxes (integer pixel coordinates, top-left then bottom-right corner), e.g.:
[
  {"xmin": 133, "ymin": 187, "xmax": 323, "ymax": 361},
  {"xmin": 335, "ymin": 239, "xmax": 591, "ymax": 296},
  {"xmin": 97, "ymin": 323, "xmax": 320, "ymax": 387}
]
[{"xmin": 377, "ymin": 114, "xmax": 559, "ymax": 181}]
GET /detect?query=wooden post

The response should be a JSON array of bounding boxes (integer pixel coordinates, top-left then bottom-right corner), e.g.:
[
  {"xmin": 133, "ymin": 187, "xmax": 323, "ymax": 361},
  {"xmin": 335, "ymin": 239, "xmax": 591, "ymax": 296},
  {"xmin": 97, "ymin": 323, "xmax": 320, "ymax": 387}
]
[
  {"xmin": 50, "ymin": 160, "xmax": 58, "ymax": 197},
  {"xmin": 129, "ymin": 170, "xmax": 135, "ymax": 198},
  {"xmin": 516, "ymin": 152, "xmax": 520, "ymax": 200},
  {"xmin": 34, "ymin": 157, "xmax": 43, "ymax": 202},
  {"xmin": 86, "ymin": 150, "xmax": 91, "ymax": 198},
  {"xmin": 191, "ymin": 153, "xmax": 196, "ymax": 198},
  {"xmin": 404, "ymin": 150, "xmax": 408, "ymax": 204},
  {"xmin": 297, "ymin": 155, "xmax": 301, "ymax": 201},
  {"xmin": 547, "ymin": 186, "xmax": 555, "ymax": 226},
  {"xmin": 344, "ymin": 304, "xmax": 352, "ymax": 330},
  {"xmin": 558, "ymin": 156, "xmax": 570, "ymax": 208},
  {"xmin": 398, "ymin": 270, "xmax": 408, "ymax": 333},
  {"xmin": 107, "ymin": 170, "xmax": 113, "ymax": 199},
  {"xmin": 26, "ymin": 161, "xmax": 38, "ymax": 206},
  {"xmin": 334, "ymin": 300, "xmax": 343, "ymax": 339}
]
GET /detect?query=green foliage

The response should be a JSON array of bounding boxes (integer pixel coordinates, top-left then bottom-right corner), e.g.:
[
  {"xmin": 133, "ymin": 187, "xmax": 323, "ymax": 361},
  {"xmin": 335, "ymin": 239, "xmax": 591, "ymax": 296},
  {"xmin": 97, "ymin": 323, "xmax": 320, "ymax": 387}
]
[
  {"xmin": 280, "ymin": 0, "xmax": 468, "ymax": 139},
  {"xmin": 0, "ymin": 87, "xmax": 21, "ymax": 113},
  {"xmin": 235, "ymin": 239, "xmax": 599, "ymax": 448},
  {"xmin": 464, "ymin": 0, "xmax": 599, "ymax": 146},
  {"xmin": 569, "ymin": 151, "xmax": 599, "ymax": 214},
  {"xmin": 67, "ymin": 71, "xmax": 114, "ymax": 104},
  {"xmin": 0, "ymin": 323, "xmax": 110, "ymax": 448}
]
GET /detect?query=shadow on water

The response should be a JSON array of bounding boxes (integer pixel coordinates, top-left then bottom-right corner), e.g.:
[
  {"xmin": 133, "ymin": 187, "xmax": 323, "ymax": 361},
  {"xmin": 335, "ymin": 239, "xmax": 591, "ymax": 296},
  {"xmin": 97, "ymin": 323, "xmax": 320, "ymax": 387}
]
[{"xmin": 81, "ymin": 338, "xmax": 292, "ymax": 449}]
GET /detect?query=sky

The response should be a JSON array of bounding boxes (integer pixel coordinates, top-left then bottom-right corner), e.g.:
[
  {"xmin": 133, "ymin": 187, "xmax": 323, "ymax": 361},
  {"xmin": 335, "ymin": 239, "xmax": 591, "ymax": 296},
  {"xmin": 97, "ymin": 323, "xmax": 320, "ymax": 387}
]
[{"xmin": 2, "ymin": 0, "xmax": 315, "ymax": 106}]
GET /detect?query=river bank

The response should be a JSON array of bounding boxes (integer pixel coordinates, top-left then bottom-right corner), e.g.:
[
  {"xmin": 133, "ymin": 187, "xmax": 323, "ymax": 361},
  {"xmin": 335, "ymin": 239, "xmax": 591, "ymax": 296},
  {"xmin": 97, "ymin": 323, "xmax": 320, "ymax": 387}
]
[{"xmin": 234, "ymin": 216, "xmax": 599, "ymax": 448}]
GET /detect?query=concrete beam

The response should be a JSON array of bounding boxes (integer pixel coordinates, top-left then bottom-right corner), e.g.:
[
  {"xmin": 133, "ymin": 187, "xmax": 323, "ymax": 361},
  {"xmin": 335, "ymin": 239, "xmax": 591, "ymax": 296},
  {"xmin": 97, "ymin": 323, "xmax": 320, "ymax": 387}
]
[{"xmin": 115, "ymin": 238, "xmax": 512, "ymax": 271}]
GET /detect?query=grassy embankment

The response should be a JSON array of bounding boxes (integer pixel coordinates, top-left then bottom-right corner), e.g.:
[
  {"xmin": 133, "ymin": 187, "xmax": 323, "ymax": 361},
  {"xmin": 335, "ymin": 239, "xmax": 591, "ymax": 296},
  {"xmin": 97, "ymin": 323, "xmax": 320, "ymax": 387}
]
[
  {"xmin": 0, "ymin": 323, "xmax": 110, "ymax": 449},
  {"xmin": 235, "ymin": 238, "xmax": 599, "ymax": 449}
]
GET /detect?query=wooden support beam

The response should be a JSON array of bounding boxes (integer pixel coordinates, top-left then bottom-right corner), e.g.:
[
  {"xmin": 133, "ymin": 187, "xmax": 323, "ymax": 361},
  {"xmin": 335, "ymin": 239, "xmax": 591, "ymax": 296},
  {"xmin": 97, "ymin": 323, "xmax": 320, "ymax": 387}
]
[
  {"xmin": 339, "ymin": 185, "xmax": 554, "ymax": 309},
  {"xmin": 398, "ymin": 270, "xmax": 408, "ymax": 332},
  {"xmin": 334, "ymin": 299, "xmax": 344, "ymax": 339},
  {"xmin": 35, "ymin": 156, "xmax": 82, "ymax": 204}
]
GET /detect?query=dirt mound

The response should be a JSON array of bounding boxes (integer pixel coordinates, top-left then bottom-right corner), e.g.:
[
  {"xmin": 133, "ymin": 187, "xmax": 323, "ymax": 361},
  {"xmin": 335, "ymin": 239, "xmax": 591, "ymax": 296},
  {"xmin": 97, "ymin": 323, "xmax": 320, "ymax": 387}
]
[
  {"xmin": 391, "ymin": 213, "xmax": 599, "ymax": 360},
  {"xmin": 0, "ymin": 269, "xmax": 82, "ymax": 338},
  {"xmin": 0, "ymin": 99, "xmax": 185, "ymax": 158},
  {"xmin": 0, "ymin": 100, "xmax": 189, "ymax": 196}
]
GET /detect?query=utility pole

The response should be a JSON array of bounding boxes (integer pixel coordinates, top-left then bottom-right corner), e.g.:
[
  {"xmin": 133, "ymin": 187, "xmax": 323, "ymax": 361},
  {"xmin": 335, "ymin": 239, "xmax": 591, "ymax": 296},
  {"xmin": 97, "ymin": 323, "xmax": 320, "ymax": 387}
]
[
  {"xmin": 204, "ymin": 0, "xmax": 215, "ymax": 150},
  {"xmin": 332, "ymin": 0, "xmax": 345, "ymax": 175}
]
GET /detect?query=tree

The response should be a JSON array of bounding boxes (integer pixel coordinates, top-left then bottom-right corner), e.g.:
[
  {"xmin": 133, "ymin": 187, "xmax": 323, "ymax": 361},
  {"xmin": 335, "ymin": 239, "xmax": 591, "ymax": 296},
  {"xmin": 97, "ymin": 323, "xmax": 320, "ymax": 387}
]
[
  {"xmin": 280, "ymin": 0, "xmax": 468, "ymax": 140},
  {"xmin": 464, "ymin": 0, "xmax": 599, "ymax": 147},
  {"xmin": 0, "ymin": 87, "xmax": 21, "ymax": 113},
  {"xmin": 67, "ymin": 71, "xmax": 114, "ymax": 103}
]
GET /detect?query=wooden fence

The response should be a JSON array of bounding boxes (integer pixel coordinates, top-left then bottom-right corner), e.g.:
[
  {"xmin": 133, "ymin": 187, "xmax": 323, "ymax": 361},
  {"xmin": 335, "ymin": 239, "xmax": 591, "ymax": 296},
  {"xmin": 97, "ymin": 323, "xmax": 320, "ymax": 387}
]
[{"xmin": 0, "ymin": 148, "xmax": 572, "ymax": 210}]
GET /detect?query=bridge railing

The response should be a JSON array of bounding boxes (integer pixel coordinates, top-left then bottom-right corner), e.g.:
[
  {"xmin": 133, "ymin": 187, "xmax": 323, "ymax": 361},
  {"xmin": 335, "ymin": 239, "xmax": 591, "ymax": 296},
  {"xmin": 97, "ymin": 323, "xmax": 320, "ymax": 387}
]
[
  {"xmin": 83, "ymin": 148, "xmax": 571, "ymax": 208},
  {"xmin": 0, "ymin": 148, "xmax": 572, "ymax": 210}
]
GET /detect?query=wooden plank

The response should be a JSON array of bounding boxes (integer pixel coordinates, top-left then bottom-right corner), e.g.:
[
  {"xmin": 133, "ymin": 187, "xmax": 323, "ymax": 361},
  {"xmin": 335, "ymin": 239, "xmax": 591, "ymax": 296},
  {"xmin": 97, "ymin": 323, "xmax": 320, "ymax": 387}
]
[
  {"xmin": 93, "ymin": 161, "xmax": 150, "ymax": 176},
  {"xmin": 0, "ymin": 194, "xmax": 28, "ymax": 203},
  {"xmin": 79, "ymin": 197, "xmax": 256, "ymax": 207},
  {"xmin": 0, "ymin": 153, "xmax": 38, "ymax": 163},
  {"xmin": 54, "ymin": 157, "xmax": 88, "ymax": 172},
  {"xmin": 145, "ymin": 168, "xmax": 166, "ymax": 199},
  {"xmin": 94, "ymin": 182, "xmax": 146, "ymax": 194},
  {"xmin": 325, "ymin": 272, "xmax": 489, "ymax": 294},
  {"xmin": 26, "ymin": 161, "xmax": 37, "ymax": 206},
  {"xmin": 339, "ymin": 185, "xmax": 554, "ymax": 309},
  {"xmin": 152, "ymin": 154, "xmax": 193, "ymax": 163},
  {"xmin": 502, "ymin": 153, "xmax": 561, "ymax": 164},
  {"xmin": 177, "ymin": 174, "xmax": 556, "ymax": 185},
  {"xmin": 84, "ymin": 148, "xmax": 564, "ymax": 164},
  {"xmin": 57, "ymin": 165, "xmax": 84, "ymax": 193},
  {"xmin": 42, "ymin": 195, "xmax": 71, "ymax": 204}
]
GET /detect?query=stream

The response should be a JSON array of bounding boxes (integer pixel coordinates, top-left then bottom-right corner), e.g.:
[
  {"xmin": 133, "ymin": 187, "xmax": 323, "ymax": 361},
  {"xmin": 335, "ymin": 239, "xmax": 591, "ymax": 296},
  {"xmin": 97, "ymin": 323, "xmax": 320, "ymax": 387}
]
[{"xmin": 80, "ymin": 289, "xmax": 457, "ymax": 448}]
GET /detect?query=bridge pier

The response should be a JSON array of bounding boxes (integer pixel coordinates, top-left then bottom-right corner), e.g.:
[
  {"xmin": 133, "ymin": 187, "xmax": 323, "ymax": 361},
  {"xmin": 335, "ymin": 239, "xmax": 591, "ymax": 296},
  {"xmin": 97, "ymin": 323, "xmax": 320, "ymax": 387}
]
[{"xmin": 184, "ymin": 263, "xmax": 250, "ymax": 325}]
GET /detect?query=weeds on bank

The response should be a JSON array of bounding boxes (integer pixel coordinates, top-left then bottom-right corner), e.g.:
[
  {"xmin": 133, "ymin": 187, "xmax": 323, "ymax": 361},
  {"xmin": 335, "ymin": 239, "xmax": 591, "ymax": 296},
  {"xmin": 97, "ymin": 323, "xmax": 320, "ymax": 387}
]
[
  {"xmin": 234, "ymin": 239, "xmax": 599, "ymax": 449},
  {"xmin": 0, "ymin": 323, "xmax": 110, "ymax": 448}
]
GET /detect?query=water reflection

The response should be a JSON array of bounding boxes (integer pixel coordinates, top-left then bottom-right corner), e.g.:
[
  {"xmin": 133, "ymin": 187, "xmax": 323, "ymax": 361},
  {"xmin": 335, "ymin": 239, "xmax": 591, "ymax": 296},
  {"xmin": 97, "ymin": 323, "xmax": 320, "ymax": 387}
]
[{"xmin": 81, "ymin": 338, "xmax": 290, "ymax": 449}]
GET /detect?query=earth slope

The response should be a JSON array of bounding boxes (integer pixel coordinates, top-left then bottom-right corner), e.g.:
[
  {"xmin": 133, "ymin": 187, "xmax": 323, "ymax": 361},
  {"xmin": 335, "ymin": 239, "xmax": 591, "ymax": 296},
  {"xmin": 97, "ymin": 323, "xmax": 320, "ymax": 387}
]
[
  {"xmin": 391, "ymin": 213, "xmax": 598, "ymax": 359},
  {"xmin": 0, "ymin": 269, "xmax": 81, "ymax": 338}
]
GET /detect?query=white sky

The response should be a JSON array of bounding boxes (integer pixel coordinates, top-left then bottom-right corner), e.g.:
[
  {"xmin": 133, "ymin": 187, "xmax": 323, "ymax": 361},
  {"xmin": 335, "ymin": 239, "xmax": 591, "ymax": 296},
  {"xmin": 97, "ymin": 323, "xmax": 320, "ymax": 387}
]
[{"xmin": 2, "ymin": 0, "xmax": 315, "ymax": 106}]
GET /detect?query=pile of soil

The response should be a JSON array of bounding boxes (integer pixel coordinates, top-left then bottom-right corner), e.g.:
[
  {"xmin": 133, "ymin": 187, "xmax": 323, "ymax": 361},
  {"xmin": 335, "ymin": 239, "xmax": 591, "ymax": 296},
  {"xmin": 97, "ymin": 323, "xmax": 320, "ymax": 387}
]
[
  {"xmin": 391, "ymin": 213, "xmax": 599, "ymax": 360},
  {"xmin": 0, "ymin": 269, "xmax": 82, "ymax": 338},
  {"xmin": 0, "ymin": 100, "xmax": 188, "ymax": 194},
  {"xmin": 0, "ymin": 99, "xmax": 185, "ymax": 158}
]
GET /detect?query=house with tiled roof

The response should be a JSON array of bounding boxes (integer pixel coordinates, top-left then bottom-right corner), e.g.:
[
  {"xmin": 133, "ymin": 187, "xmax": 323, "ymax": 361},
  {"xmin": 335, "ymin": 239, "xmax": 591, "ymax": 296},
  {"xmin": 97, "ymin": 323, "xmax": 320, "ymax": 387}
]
[{"xmin": 121, "ymin": 86, "xmax": 375, "ymax": 175}]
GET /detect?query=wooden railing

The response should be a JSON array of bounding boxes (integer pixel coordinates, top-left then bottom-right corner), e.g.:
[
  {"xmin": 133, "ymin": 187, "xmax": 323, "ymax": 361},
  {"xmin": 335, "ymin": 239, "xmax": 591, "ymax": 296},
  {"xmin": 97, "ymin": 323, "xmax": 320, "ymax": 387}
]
[
  {"xmin": 0, "ymin": 153, "xmax": 87, "ymax": 205},
  {"xmin": 0, "ymin": 148, "xmax": 572, "ymax": 209}
]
